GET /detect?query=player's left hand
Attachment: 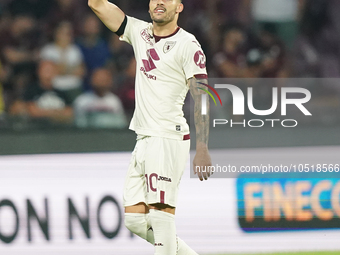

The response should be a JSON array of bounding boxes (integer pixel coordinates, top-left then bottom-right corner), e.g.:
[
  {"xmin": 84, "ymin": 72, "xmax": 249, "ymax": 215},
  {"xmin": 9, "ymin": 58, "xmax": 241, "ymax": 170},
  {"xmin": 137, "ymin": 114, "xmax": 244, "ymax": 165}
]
[{"xmin": 193, "ymin": 145, "xmax": 212, "ymax": 181}]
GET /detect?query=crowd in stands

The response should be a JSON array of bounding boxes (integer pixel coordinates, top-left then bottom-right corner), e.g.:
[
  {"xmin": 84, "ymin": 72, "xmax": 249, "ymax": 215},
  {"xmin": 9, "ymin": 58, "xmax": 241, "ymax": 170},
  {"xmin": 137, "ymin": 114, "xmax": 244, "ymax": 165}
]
[{"xmin": 0, "ymin": 0, "xmax": 339, "ymax": 128}]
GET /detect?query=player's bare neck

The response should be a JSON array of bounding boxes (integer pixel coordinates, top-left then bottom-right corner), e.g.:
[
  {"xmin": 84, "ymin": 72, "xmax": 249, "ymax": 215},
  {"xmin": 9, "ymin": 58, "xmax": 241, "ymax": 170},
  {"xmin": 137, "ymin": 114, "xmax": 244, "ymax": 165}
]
[{"xmin": 153, "ymin": 22, "xmax": 178, "ymax": 37}]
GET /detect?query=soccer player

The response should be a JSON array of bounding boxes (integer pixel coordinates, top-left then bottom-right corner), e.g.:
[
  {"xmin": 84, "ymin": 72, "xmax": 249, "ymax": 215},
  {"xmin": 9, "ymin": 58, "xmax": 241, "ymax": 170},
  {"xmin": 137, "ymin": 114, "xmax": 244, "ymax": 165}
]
[{"xmin": 88, "ymin": 0, "xmax": 212, "ymax": 254}]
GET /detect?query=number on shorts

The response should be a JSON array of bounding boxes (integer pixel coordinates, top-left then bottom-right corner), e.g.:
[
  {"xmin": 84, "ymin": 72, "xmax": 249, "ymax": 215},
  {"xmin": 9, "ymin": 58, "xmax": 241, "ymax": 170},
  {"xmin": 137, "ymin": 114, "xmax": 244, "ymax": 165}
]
[{"xmin": 145, "ymin": 173, "xmax": 158, "ymax": 192}]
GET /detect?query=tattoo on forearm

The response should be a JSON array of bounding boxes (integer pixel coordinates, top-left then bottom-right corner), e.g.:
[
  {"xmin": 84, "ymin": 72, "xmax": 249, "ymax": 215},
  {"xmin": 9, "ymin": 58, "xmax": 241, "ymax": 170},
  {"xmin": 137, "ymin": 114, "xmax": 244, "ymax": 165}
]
[{"xmin": 189, "ymin": 78, "xmax": 209, "ymax": 147}]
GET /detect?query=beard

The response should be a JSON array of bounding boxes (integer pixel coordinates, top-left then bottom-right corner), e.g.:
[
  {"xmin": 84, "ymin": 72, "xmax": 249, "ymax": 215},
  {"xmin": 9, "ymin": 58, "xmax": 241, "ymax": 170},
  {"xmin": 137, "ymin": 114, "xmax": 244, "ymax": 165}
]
[{"xmin": 150, "ymin": 9, "xmax": 176, "ymax": 24}]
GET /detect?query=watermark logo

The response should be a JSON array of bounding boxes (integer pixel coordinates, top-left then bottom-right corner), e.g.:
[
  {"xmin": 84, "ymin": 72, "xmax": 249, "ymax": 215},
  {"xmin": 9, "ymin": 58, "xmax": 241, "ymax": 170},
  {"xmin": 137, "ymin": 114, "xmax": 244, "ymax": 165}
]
[
  {"xmin": 197, "ymin": 82, "xmax": 222, "ymax": 115},
  {"xmin": 200, "ymin": 84, "xmax": 312, "ymax": 128}
]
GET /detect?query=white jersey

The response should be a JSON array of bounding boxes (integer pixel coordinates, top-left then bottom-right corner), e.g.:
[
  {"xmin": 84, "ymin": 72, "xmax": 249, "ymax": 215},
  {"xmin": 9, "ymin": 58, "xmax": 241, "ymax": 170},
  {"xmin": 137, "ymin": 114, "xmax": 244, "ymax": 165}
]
[{"xmin": 120, "ymin": 16, "xmax": 207, "ymax": 140}]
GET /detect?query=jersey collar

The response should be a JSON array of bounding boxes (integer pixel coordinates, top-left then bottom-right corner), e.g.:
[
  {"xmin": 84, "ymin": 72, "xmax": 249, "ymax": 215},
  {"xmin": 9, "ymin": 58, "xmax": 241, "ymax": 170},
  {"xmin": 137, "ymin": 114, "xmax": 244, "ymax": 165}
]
[
  {"xmin": 148, "ymin": 24, "xmax": 181, "ymax": 43},
  {"xmin": 154, "ymin": 27, "xmax": 180, "ymax": 43}
]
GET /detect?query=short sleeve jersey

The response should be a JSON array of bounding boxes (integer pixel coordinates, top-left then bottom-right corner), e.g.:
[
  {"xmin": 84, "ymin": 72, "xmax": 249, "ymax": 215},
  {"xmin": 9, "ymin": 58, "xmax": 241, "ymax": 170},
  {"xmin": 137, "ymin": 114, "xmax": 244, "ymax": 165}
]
[{"xmin": 120, "ymin": 16, "xmax": 207, "ymax": 140}]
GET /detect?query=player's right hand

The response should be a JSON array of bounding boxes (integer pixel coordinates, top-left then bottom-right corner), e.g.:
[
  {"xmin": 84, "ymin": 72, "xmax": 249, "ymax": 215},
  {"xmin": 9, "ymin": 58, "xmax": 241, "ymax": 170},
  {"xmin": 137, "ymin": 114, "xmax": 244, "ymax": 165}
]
[{"xmin": 193, "ymin": 147, "xmax": 212, "ymax": 181}]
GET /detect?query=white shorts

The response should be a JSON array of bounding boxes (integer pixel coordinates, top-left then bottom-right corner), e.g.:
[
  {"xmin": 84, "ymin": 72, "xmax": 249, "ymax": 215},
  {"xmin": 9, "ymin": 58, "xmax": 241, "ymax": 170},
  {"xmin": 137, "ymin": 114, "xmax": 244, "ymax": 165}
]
[{"xmin": 123, "ymin": 136, "xmax": 190, "ymax": 208}]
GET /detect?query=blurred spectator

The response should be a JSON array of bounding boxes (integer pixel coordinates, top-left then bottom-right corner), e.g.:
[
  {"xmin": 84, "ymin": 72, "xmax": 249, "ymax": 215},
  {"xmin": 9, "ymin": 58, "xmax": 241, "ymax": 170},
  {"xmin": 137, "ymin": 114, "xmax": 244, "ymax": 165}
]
[
  {"xmin": 257, "ymin": 24, "xmax": 288, "ymax": 78},
  {"xmin": 0, "ymin": 87, "xmax": 4, "ymax": 115},
  {"xmin": 40, "ymin": 21, "xmax": 85, "ymax": 102},
  {"xmin": 293, "ymin": 0, "xmax": 340, "ymax": 79},
  {"xmin": 116, "ymin": 58, "xmax": 136, "ymax": 117},
  {"xmin": 247, "ymin": 0, "xmax": 306, "ymax": 48},
  {"xmin": 77, "ymin": 14, "xmax": 110, "ymax": 90},
  {"xmin": 0, "ymin": 78, "xmax": 4, "ymax": 115},
  {"xmin": 45, "ymin": 0, "xmax": 86, "ymax": 37},
  {"xmin": 0, "ymin": 2, "xmax": 12, "ymax": 34},
  {"xmin": 0, "ymin": 14, "xmax": 40, "ymax": 109},
  {"xmin": 204, "ymin": 0, "xmax": 251, "ymax": 53},
  {"xmin": 0, "ymin": 61, "xmax": 7, "ymax": 114},
  {"xmin": 0, "ymin": 14, "xmax": 38, "ymax": 65},
  {"xmin": 23, "ymin": 60, "xmax": 73, "ymax": 123},
  {"xmin": 74, "ymin": 68, "xmax": 127, "ymax": 129},
  {"xmin": 328, "ymin": 0, "xmax": 340, "ymax": 49},
  {"xmin": 212, "ymin": 25, "xmax": 247, "ymax": 78},
  {"xmin": 214, "ymin": 0, "xmax": 250, "ymax": 25}
]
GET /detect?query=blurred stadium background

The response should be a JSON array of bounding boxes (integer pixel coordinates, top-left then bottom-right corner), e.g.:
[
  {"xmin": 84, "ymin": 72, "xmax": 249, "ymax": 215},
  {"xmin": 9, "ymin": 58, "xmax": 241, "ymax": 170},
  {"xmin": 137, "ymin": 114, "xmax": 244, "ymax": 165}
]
[{"xmin": 0, "ymin": 0, "xmax": 340, "ymax": 254}]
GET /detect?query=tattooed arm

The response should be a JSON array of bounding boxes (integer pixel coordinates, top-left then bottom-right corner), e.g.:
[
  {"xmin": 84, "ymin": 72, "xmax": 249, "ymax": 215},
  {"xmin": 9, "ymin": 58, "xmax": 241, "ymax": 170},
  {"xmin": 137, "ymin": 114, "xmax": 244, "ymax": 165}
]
[{"xmin": 189, "ymin": 77, "xmax": 212, "ymax": 181}]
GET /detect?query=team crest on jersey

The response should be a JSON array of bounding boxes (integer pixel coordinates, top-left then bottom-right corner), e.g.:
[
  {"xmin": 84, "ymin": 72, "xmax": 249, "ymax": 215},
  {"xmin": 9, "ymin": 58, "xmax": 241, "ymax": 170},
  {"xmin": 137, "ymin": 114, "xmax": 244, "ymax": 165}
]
[
  {"xmin": 163, "ymin": 41, "xmax": 176, "ymax": 53},
  {"xmin": 140, "ymin": 28, "xmax": 153, "ymax": 46}
]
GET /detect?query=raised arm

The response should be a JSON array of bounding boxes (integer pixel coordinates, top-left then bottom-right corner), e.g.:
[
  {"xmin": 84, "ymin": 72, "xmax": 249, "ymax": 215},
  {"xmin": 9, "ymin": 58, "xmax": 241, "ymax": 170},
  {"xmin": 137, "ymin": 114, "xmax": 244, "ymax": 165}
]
[
  {"xmin": 88, "ymin": 0, "xmax": 125, "ymax": 33},
  {"xmin": 189, "ymin": 77, "xmax": 212, "ymax": 181}
]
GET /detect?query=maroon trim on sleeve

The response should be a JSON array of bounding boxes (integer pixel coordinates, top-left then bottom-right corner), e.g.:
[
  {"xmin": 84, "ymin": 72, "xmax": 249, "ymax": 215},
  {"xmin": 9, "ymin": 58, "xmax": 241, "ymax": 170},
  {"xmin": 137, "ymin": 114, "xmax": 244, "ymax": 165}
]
[
  {"xmin": 194, "ymin": 74, "xmax": 208, "ymax": 79},
  {"xmin": 154, "ymin": 27, "xmax": 180, "ymax": 43}
]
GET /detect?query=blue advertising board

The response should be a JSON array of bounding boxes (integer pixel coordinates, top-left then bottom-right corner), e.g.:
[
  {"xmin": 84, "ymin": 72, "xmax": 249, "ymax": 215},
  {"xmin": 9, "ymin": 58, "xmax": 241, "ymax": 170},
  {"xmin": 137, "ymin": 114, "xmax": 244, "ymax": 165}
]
[{"xmin": 237, "ymin": 178, "xmax": 340, "ymax": 232}]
